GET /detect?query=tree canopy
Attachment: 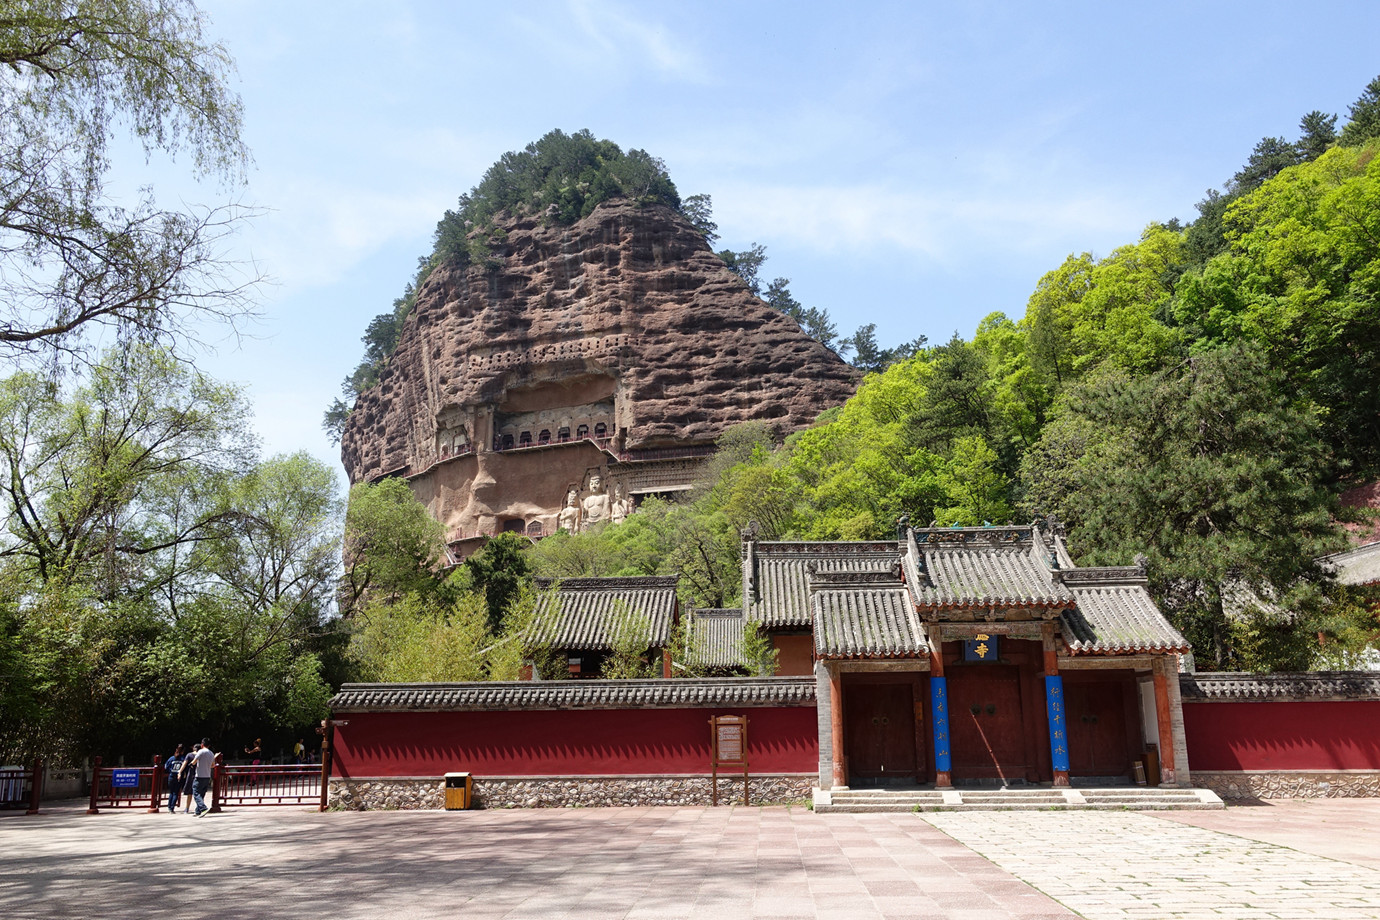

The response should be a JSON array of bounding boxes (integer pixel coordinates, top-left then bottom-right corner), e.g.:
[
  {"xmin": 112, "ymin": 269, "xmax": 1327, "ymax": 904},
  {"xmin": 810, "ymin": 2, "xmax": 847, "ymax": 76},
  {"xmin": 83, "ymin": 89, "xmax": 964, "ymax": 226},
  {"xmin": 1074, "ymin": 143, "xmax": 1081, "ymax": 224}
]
[{"xmin": 0, "ymin": 0, "xmax": 257, "ymax": 365}]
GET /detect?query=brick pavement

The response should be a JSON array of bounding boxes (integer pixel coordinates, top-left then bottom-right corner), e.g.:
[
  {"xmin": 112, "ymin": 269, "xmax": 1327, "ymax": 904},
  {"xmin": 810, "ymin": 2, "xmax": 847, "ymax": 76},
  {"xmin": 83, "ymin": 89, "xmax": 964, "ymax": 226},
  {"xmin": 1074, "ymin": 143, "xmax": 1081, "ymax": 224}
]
[
  {"xmin": 923, "ymin": 809, "xmax": 1380, "ymax": 920},
  {"xmin": 4, "ymin": 800, "xmax": 1380, "ymax": 919},
  {"xmin": 1156, "ymin": 798, "xmax": 1380, "ymax": 872},
  {"xmin": 1, "ymin": 803, "xmax": 1073, "ymax": 920}
]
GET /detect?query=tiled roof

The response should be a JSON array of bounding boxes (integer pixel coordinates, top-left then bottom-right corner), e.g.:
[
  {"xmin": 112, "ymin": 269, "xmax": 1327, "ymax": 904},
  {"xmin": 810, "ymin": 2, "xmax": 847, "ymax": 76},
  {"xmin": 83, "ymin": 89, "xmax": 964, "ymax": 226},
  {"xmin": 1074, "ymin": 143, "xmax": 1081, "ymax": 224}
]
[
  {"xmin": 530, "ymin": 577, "xmax": 676, "ymax": 651},
  {"xmin": 330, "ymin": 677, "xmax": 817, "ymax": 712},
  {"xmin": 904, "ymin": 526, "xmax": 1071, "ymax": 610},
  {"xmin": 685, "ymin": 609, "xmax": 747, "ymax": 670},
  {"xmin": 1322, "ymin": 541, "xmax": 1380, "ymax": 586},
  {"xmin": 1180, "ymin": 671, "xmax": 1380, "ymax": 702},
  {"xmin": 811, "ymin": 572, "xmax": 928, "ymax": 659},
  {"xmin": 1060, "ymin": 584, "xmax": 1189, "ymax": 654},
  {"xmin": 745, "ymin": 542, "xmax": 899, "ymax": 628}
]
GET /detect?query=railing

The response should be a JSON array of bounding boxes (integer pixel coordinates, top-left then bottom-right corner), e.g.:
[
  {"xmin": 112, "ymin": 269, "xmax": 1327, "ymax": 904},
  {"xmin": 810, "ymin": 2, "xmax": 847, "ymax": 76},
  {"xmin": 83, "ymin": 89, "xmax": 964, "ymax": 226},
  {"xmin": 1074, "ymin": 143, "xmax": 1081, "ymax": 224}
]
[
  {"xmin": 0, "ymin": 759, "xmax": 41, "ymax": 814},
  {"xmin": 617, "ymin": 444, "xmax": 716, "ymax": 463},
  {"xmin": 209, "ymin": 759, "xmax": 322, "ymax": 809},
  {"xmin": 492, "ymin": 434, "xmax": 617, "ymax": 456},
  {"xmin": 86, "ymin": 756, "xmax": 163, "ymax": 814}
]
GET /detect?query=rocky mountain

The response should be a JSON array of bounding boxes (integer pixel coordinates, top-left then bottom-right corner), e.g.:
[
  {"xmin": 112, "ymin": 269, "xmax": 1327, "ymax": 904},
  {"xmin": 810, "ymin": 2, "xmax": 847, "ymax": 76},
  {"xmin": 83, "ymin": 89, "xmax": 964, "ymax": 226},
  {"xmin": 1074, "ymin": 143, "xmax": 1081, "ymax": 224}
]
[{"xmin": 340, "ymin": 200, "xmax": 860, "ymax": 551}]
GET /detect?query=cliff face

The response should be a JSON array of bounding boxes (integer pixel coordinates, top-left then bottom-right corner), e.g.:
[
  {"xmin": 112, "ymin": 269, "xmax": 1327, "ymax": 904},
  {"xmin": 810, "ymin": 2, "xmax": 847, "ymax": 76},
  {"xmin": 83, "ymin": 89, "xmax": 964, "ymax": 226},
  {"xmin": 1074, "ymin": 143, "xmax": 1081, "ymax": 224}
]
[{"xmin": 339, "ymin": 200, "xmax": 859, "ymax": 545}]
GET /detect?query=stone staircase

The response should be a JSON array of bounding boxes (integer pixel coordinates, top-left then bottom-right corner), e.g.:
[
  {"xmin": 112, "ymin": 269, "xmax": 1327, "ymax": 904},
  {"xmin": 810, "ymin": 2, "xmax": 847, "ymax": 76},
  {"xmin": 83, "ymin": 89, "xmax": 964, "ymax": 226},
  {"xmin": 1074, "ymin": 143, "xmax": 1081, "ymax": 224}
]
[{"xmin": 813, "ymin": 785, "xmax": 1223, "ymax": 813}]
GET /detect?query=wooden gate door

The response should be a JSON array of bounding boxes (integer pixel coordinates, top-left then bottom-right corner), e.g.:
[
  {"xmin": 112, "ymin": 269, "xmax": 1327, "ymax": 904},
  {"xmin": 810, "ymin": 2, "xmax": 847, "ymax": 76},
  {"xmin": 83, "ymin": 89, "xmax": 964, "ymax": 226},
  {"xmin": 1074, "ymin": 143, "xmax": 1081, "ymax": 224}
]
[
  {"xmin": 844, "ymin": 681, "xmax": 919, "ymax": 785},
  {"xmin": 1065, "ymin": 679, "xmax": 1134, "ymax": 778},
  {"xmin": 947, "ymin": 667, "xmax": 1028, "ymax": 783}
]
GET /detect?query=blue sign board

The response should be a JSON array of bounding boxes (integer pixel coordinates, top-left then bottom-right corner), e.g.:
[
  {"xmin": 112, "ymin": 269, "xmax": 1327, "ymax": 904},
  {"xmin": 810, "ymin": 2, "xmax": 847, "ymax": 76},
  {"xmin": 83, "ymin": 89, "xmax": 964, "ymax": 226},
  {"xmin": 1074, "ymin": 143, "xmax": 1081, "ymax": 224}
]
[
  {"xmin": 963, "ymin": 634, "xmax": 1000, "ymax": 662},
  {"xmin": 930, "ymin": 677, "xmax": 951, "ymax": 773},
  {"xmin": 111, "ymin": 768, "xmax": 140, "ymax": 788},
  {"xmin": 1045, "ymin": 675, "xmax": 1070, "ymax": 773}
]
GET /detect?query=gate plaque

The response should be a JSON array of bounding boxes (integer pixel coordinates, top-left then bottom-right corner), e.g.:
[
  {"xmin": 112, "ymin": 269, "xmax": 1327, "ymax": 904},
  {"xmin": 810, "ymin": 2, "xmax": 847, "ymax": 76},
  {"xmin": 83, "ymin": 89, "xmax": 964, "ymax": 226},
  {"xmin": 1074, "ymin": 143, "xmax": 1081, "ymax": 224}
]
[{"xmin": 709, "ymin": 715, "xmax": 749, "ymax": 806}]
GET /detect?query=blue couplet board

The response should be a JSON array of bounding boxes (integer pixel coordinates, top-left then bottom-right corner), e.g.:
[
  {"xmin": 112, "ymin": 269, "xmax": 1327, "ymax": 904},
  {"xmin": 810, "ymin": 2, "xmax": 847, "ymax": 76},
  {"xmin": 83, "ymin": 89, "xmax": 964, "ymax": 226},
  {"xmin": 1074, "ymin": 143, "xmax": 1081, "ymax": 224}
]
[
  {"xmin": 930, "ymin": 677, "xmax": 951, "ymax": 773},
  {"xmin": 111, "ymin": 769, "xmax": 140, "ymax": 788},
  {"xmin": 1045, "ymin": 675, "xmax": 1070, "ymax": 773}
]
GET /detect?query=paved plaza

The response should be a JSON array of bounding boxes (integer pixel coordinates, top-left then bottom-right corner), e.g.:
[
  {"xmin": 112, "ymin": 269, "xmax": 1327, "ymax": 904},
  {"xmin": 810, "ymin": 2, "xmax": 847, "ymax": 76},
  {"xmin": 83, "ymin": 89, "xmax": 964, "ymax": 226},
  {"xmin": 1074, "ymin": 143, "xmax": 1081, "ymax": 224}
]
[{"xmin": 3, "ymin": 799, "xmax": 1380, "ymax": 919}]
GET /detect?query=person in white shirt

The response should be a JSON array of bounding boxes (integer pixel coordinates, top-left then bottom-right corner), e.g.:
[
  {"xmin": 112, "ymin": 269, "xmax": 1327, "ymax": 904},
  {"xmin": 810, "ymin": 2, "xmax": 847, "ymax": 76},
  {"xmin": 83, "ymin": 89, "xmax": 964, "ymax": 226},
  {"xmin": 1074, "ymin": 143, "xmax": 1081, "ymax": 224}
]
[{"xmin": 191, "ymin": 738, "xmax": 215, "ymax": 816}]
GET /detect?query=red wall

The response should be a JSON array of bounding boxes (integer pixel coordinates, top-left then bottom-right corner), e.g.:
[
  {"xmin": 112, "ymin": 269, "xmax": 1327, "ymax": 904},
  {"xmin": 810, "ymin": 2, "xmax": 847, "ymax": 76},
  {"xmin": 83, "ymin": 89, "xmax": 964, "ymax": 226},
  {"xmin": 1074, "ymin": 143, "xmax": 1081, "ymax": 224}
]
[
  {"xmin": 333, "ymin": 706, "xmax": 818, "ymax": 778},
  {"xmin": 1184, "ymin": 701, "xmax": 1380, "ymax": 770}
]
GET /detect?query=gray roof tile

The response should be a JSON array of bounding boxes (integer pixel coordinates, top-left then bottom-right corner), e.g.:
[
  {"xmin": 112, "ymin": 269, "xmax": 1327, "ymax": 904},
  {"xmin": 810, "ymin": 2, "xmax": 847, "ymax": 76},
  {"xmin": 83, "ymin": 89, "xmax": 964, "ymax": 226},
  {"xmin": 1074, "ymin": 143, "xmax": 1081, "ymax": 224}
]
[
  {"xmin": 1322, "ymin": 541, "xmax": 1380, "ymax": 586},
  {"xmin": 746, "ymin": 542, "xmax": 900, "ymax": 628},
  {"xmin": 906, "ymin": 527, "xmax": 1071, "ymax": 609},
  {"xmin": 811, "ymin": 572, "xmax": 928, "ymax": 658},
  {"xmin": 330, "ymin": 677, "xmax": 817, "ymax": 711},
  {"xmin": 1180, "ymin": 671, "xmax": 1380, "ymax": 701},
  {"xmin": 686, "ymin": 608, "xmax": 747, "ymax": 670},
  {"xmin": 1060, "ymin": 584, "xmax": 1189, "ymax": 654},
  {"xmin": 530, "ymin": 577, "xmax": 676, "ymax": 650}
]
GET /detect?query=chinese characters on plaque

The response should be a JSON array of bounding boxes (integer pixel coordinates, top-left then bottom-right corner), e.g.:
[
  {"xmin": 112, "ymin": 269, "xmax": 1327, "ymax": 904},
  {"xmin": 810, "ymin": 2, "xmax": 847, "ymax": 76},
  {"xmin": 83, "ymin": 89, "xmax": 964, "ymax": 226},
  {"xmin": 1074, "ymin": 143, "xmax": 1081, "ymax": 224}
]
[{"xmin": 963, "ymin": 634, "xmax": 1000, "ymax": 662}]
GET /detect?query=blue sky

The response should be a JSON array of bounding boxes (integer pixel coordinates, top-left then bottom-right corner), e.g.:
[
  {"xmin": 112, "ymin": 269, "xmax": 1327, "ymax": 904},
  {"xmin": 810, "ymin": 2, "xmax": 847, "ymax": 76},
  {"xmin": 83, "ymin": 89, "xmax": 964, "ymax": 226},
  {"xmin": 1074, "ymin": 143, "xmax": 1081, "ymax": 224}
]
[{"xmin": 139, "ymin": 0, "xmax": 1380, "ymax": 480}]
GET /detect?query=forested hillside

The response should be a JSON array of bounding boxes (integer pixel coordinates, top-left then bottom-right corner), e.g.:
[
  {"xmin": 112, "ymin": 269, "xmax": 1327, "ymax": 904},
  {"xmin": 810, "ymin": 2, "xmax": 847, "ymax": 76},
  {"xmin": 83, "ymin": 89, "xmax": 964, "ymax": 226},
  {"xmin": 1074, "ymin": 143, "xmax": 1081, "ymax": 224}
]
[{"xmin": 531, "ymin": 78, "xmax": 1380, "ymax": 672}]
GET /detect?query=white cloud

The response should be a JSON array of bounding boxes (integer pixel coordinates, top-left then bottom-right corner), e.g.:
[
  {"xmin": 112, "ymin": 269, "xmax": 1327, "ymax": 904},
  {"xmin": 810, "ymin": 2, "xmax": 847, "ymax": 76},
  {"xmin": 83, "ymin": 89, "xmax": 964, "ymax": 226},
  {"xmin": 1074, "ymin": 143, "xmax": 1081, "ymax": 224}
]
[
  {"xmin": 511, "ymin": 0, "xmax": 709, "ymax": 84},
  {"xmin": 713, "ymin": 179, "xmax": 1155, "ymax": 267}
]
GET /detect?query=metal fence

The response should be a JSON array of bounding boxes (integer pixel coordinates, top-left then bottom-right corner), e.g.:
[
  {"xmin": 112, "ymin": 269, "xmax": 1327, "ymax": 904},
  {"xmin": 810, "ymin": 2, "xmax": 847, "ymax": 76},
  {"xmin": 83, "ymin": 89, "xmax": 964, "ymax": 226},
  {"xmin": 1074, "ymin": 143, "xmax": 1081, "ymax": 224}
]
[
  {"xmin": 87, "ymin": 756, "xmax": 162, "ymax": 814},
  {"xmin": 80, "ymin": 745, "xmax": 333, "ymax": 815},
  {"xmin": 211, "ymin": 762, "xmax": 322, "ymax": 809},
  {"xmin": 0, "ymin": 760, "xmax": 40, "ymax": 813}
]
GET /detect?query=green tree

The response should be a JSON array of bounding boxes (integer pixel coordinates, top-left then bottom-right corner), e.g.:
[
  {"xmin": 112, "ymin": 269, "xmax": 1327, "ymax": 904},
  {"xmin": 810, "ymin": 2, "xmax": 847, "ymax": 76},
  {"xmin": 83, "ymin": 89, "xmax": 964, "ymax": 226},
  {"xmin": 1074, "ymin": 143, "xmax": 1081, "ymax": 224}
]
[
  {"xmin": 599, "ymin": 601, "xmax": 656, "ymax": 679},
  {"xmin": 1339, "ymin": 74, "xmax": 1380, "ymax": 146},
  {"xmin": 0, "ymin": 0, "xmax": 256, "ymax": 363},
  {"xmin": 0, "ymin": 346, "xmax": 253, "ymax": 591},
  {"xmin": 718, "ymin": 243, "xmax": 767, "ymax": 295},
  {"xmin": 463, "ymin": 531, "xmax": 533, "ymax": 633},
  {"xmin": 1021, "ymin": 345, "xmax": 1346, "ymax": 669},
  {"xmin": 350, "ymin": 592, "xmax": 494, "ymax": 683},
  {"xmin": 1232, "ymin": 136, "xmax": 1301, "ymax": 193},
  {"xmin": 1174, "ymin": 142, "xmax": 1380, "ymax": 474},
  {"xmin": 341, "ymin": 477, "xmax": 448, "ymax": 613},
  {"xmin": 1296, "ymin": 110, "xmax": 1338, "ymax": 160},
  {"xmin": 0, "ymin": 350, "xmax": 343, "ymax": 761},
  {"xmin": 741, "ymin": 621, "xmax": 778, "ymax": 677},
  {"xmin": 680, "ymin": 193, "xmax": 718, "ymax": 245}
]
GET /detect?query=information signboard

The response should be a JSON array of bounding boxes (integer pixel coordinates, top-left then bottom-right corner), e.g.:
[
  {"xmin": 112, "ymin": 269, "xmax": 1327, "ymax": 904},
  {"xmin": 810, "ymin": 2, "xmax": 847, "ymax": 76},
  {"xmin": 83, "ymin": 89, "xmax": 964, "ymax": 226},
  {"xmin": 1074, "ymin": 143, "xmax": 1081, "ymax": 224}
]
[
  {"xmin": 709, "ymin": 715, "xmax": 749, "ymax": 806},
  {"xmin": 714, "ymin": 718, "xmax": 744, "ymax": 763},
  {"xmin": 111, "ymin": 769, "xmax": 139, "ymax": 789}
]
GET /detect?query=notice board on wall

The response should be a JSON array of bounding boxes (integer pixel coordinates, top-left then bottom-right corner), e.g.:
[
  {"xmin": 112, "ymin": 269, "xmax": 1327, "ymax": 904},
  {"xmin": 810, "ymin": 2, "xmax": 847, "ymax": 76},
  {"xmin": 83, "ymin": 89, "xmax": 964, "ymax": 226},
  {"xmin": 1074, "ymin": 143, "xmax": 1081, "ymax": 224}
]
[{"xmin": 709, "ymin": 714, "xmax": 749, "ymax": 805}]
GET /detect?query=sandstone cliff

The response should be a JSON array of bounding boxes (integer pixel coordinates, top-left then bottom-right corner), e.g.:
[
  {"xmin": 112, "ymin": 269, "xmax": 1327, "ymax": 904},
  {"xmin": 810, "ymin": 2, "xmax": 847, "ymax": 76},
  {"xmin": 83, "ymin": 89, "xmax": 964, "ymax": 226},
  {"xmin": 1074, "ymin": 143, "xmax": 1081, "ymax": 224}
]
[{"xmin": 339, "ymin": 200, "xmax": 860, "ymax": 545}]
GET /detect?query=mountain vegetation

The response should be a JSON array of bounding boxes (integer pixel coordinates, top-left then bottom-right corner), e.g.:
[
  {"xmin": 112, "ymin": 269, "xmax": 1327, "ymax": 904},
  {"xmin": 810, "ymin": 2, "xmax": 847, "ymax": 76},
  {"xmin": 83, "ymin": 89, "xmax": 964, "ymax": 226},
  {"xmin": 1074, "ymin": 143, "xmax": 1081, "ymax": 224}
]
[
  {"xmin": 530, "ymin": 80, "xmax": 1380, "ymax": 673},
  {"xmin": 7, "ymin": 26, "xmax": 1378, "ymax": 769},
  {"xmin": 324, "ymin": 134, "xmax": 921, "ymax": 442}
]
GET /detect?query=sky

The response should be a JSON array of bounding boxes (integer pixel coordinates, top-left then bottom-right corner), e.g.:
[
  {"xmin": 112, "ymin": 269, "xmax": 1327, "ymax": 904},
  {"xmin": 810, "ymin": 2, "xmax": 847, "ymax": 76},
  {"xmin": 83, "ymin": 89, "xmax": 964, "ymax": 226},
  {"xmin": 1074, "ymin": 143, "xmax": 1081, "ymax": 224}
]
[{"xmin": 125, "ymin": 0, "xmax": 1380, "ymax": 483}]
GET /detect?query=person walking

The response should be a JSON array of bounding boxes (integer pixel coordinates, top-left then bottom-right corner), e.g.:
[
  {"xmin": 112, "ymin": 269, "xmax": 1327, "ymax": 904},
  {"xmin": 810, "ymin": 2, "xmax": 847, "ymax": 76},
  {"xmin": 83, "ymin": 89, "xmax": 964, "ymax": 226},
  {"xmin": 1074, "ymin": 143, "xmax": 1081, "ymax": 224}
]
[
  {"xmin": 163, "ymin": 744, "xmax": 184, "ymax": 814},
  {"xmin": 191, "ymin": 738, "xmax": 215, "ymax": 817},
  {"xmin": 180, "ymin": 744, "xmax": 199, "ymax": 813}
]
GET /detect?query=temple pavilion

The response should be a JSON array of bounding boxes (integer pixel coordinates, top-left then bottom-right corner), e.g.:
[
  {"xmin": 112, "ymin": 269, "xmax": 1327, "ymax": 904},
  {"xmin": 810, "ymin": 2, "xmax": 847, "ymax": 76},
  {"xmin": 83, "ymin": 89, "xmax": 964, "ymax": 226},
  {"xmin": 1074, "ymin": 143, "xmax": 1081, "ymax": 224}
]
[{"xmin": 524, "ymin": 519, "xmax": 1190, "ymax": 788}]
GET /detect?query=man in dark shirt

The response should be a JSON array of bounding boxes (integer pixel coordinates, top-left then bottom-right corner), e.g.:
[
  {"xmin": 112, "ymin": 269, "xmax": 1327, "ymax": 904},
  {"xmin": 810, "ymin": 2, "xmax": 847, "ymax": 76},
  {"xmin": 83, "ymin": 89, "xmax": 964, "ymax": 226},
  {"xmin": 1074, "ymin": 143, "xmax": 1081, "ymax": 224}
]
[{"xmin": 163, "ymin": 744, "xmax": 184, "ymax": 813}]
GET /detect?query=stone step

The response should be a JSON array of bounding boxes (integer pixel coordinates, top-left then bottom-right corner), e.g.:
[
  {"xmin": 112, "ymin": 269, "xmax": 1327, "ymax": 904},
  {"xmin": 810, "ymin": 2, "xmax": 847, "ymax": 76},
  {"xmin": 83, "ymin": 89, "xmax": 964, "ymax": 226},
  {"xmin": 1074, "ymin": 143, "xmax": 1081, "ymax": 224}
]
[
  {"xmin": 829, "ymin": 792, "xmax": 947, "ymax": 802},
  {"xmin": 813, "ymin": 786, "xmax": 1224, "ymax": 813}
]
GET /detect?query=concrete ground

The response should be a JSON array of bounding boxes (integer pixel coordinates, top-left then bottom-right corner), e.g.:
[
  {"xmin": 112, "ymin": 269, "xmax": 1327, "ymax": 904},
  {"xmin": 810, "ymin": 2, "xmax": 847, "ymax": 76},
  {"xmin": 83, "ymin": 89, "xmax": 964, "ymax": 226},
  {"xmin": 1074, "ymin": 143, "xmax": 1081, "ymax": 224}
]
[{"xmin": 3, "ymin": 799, "xmax": 1380, "ymax": 919}]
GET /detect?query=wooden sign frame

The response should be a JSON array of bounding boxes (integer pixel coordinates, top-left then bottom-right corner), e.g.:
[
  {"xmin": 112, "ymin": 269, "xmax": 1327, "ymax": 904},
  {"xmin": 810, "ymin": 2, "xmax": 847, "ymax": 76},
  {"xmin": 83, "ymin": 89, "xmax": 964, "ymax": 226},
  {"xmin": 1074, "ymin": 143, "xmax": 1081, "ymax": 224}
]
[{"xmin": 709, "ymin": 714, "xmax": 749, "ymax": 806}]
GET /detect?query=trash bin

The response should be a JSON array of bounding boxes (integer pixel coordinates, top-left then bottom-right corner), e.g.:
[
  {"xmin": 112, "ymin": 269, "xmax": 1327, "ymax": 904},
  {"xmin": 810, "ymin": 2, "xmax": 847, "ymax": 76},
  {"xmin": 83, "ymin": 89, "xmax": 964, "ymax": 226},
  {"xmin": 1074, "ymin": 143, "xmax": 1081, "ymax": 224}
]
[{"xmin": 444, "ymin": 772, "xmax": 472, "ymax": 810}]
